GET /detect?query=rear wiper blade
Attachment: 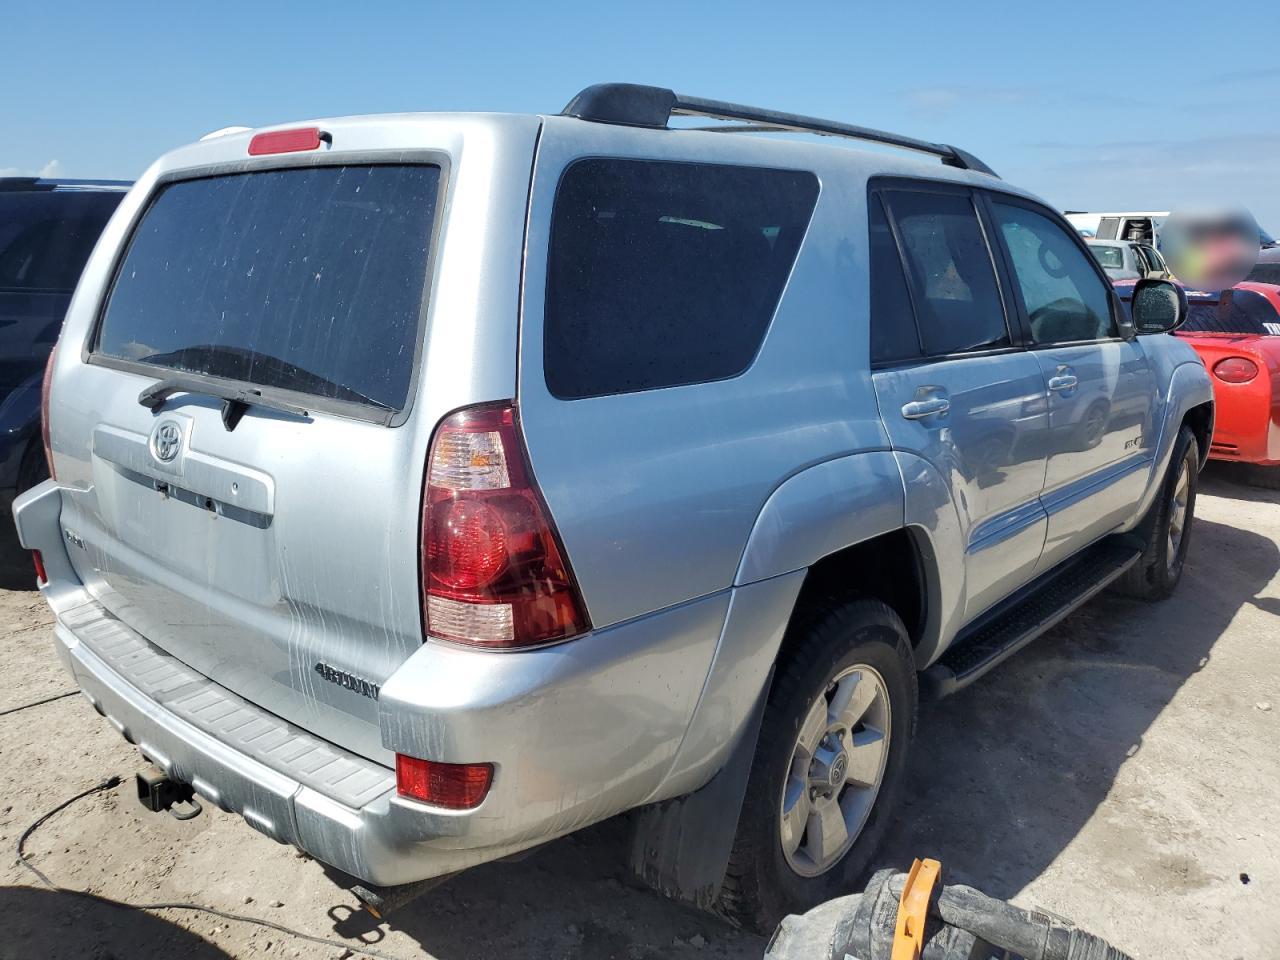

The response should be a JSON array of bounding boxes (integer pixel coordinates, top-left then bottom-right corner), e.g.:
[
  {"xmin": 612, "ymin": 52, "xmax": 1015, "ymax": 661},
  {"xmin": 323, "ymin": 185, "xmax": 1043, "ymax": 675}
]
[{"xmin": 138, "ymin": 376, "xmax": 310, "ymax": 432}]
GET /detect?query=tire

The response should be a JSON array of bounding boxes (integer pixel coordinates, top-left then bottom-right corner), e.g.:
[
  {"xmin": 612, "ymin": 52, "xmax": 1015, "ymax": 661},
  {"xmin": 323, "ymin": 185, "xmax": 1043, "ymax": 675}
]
[
  {"xmin": 719, "ymin": 597, "xmax": 916, "ymax": 934},
  {"xmin": 1114, "ymin": 425, "xmax": 1198, "ymax": 600},
  {"xmin": 1244, "ymin": 465, "xmax": 1280, "ymax": 491}
]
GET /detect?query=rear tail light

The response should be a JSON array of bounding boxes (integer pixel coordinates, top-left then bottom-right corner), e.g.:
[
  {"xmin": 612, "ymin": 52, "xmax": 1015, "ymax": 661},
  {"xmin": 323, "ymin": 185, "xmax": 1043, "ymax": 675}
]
[
  {"xmin": 41, "ymin": 343, "xmax": 57, "ymax": 480},
  {"xmin": 1213, "ymin": 357, "xmax": 1258, "ymax": 383},
  {"xmin": 395, "ymin": 754, "xmax": 493, "ymax": 809},
  {"xmin": 32, "ymin": 550, "xmax": 46, "ymax": 585},
  {"xmin": 421, "ymin": 403, "xmax": 590, "ymax": 648}
]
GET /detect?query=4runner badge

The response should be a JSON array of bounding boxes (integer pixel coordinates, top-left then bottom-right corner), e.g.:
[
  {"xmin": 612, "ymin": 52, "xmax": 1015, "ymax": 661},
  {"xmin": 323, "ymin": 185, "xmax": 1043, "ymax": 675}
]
[{"xmin": 314, "ymin": 661, "xmax": 380, "ymax": 700}]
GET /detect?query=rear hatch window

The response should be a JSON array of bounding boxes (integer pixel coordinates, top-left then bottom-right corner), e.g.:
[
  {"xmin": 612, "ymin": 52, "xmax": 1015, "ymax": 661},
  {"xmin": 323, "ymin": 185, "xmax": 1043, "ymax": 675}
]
[{"xmin": 95, "ymin": 164, "xmax": 442, "ymax": 418}]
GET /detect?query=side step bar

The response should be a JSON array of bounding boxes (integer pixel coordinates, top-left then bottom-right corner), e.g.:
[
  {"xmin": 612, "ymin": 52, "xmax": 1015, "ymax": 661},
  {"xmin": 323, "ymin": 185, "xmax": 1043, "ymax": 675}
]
[{"xmin": 922, "ymin": 539, "xmax": 1142, "ymax": 699}]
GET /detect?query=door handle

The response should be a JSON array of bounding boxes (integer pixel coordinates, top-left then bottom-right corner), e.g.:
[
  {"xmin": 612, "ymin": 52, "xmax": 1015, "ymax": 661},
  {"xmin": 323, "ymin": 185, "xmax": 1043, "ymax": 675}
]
[
  {"xmin": 1048, "ymin": 374, "xmax": 1079, "ymax": 392},
  {"xmin": 901, "ymin": 397, "xmax": 951, "ymax": 420}
]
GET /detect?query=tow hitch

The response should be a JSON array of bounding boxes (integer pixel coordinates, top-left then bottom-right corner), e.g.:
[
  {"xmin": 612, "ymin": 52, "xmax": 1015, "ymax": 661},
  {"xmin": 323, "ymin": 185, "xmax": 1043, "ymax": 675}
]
[{"xmin": 135, "ymin": 765, "xmax": 203, "ymax": 820}]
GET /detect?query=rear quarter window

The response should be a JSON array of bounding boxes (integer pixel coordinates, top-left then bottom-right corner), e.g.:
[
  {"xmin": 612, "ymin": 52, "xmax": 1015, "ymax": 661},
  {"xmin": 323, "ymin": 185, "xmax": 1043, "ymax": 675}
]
[{"xmin": 543, "ymin": 158, "xmax": 819, "ymax": 399}]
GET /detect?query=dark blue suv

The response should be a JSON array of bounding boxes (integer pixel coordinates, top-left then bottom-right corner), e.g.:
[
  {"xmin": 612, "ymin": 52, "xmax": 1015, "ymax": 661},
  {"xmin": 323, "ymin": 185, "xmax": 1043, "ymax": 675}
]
[{"xmin": 1, "ymin": 177, "xmax": 128, "ymax": 510}]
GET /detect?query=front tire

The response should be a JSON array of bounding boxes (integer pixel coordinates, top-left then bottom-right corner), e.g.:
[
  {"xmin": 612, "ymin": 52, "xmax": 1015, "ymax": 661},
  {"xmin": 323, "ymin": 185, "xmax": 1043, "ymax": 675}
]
[
  {"xmin": 1115, "ymin": 425, "xmax": 1199, "ymax": 600},
  {"xmin": 719, "ymin": 597, "xmax": 916, "ymax": 934}
]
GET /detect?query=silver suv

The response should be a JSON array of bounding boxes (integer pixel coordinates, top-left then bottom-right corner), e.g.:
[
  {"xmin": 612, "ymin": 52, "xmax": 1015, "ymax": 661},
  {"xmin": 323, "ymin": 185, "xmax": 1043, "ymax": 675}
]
[{"xmin": 14, "ymin": 84, "xmax": 1213, "ymax": 932}]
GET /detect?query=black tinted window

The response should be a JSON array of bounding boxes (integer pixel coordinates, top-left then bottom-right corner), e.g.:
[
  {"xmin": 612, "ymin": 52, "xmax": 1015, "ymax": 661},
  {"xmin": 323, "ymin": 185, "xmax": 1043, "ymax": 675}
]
[
  {"xmin": 992, "ymin": 201, "xmax": 1114, "ymax": 343},
  {"xmin": 885, "ymin": 190, "xmax": 1007, "ymax": 356},
  {"xmin": 0, "ymin": 191, "xmax": 122, "ymax": 292},
  {"xmin": 97, "ymin": 165, "xmax": 440, "ymax": 413},
  {"xmin": 544, "ymin": 159, "xmax": 819, "ymax": 399},
  {"xmin": 869, "ymin": 194, "xmax": 920, "ymax": 363},
  {"xmin": 1246, "ymin": 262, "xmax": 1280, "ymax": 285},
  {"xmin": 1181, "ymin": 290, "xmax": 1280, "ymax": 335}
]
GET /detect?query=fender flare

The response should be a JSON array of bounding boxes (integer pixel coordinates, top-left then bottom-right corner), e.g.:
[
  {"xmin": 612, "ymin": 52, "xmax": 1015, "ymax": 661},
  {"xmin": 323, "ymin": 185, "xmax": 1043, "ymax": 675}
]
[
  {"xmin": 733, "ymin": 450, "xmax": 906, "ymax": 586},
  {"xmin": 1133, "ymin": 360, "xmax": 1214, "ymax": 523},
  {"xmin": 733, "ymin": 448, "xmax": 967, "ymax": 669}
]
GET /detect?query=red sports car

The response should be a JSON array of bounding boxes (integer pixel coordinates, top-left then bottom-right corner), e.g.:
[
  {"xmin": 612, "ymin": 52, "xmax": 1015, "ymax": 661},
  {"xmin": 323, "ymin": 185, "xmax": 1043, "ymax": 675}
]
[{"xmin": 1117, "ymin": 280, "xmax": 1280, "ymax": 488}]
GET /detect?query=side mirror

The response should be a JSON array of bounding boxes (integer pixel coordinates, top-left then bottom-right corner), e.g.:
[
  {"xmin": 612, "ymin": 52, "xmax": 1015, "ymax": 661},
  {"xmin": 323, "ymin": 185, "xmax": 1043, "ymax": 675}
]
[{"xmin": 1131, "ymin": 278, "xmax": 1188, "ymax": 334}]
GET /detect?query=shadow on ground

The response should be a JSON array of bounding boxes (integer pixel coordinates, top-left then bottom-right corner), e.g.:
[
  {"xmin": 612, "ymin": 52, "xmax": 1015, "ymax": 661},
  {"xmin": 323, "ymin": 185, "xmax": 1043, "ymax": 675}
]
[
  {"xmin": 1200, "ymin": 462, "xmax": 1280, "ymax": 505},
  {"xmin": 0, "ymin": 886, "xmax": 231, "ymax": 960},
  {"xmin": 878, "ymin": 514, "xmax": 1279, "ymax": 897},
  {"xmin": 0, "ymin": 523, "xmax": 36, "ymax": 592}
]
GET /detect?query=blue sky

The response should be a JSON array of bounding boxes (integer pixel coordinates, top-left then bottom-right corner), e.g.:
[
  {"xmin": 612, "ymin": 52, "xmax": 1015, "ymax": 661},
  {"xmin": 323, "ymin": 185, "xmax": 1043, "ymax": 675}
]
[{"xmin": 3, "ymin": 0, "xmax": 1276, "ymax": 228}]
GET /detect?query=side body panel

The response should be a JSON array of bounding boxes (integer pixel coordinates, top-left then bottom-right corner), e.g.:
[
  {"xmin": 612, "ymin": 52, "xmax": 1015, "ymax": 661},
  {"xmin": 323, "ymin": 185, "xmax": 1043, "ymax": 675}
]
[
  {"xmin": 1033, "ymin": 339, "xmax": 1158, "ymax": 571},
  {"xmin": 873, "ymin": 354, "xmax": 1050, "ymax": 622},
  {"xmin": 519, "ymin": 118, "xmax": 918, "ymax": 633}
]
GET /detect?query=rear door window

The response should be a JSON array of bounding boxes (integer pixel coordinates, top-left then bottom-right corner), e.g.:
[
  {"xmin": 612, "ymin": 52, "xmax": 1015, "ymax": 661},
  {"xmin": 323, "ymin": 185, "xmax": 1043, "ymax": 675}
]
[
  {"xmin": 881, "ymin": 189, "xmax": 1008, "ymax": 356},
  {"xmin": 96, "ymin": 164, "xmax": 441, "ymax": 415},
  {"xmin": 543, "ymin": 158, "xmax": 819, "ymax": 399},
  {"xmin": 869, "ymin": 194, "xmax": 922, "ymax": 363}
]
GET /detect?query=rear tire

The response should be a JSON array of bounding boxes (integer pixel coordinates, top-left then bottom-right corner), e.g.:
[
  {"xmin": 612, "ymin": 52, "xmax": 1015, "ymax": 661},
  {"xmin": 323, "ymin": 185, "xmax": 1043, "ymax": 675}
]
[
  {"xmin": 1114, "ymin": 425, "xmax": 1198, "ymax": 600},
  {"xmin": 719, "ymin": 597, "xmax": 916, "ymax": 934}
]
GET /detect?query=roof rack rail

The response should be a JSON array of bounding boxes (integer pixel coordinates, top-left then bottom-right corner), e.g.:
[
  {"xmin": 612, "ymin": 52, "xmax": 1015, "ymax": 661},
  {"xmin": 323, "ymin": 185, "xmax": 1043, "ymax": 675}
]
[{"xmin": 561, "ymin": 83, "xmax": 999, "ymax": 178}]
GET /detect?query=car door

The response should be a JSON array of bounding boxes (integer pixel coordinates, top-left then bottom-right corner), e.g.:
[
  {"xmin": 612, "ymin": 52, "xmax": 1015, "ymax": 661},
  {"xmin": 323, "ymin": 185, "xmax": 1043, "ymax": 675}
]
[
  {"xmin": 984, "ymin": 195, "xmax": 1158, "ymax": 572},
  {"xmin": 869, "ymin": 182, "xmax": 1050, "ymax": 622},
  {"xmin": 1138, "ymin": 243, "xmax": 1169, "ymax": 278}
]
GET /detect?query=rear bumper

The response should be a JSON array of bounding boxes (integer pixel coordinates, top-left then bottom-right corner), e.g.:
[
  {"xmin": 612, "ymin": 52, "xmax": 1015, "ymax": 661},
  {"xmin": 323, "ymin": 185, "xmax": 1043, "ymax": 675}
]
[{"xmin": 13, "ymin": 480, "xmax": 739, "ymax": 886}]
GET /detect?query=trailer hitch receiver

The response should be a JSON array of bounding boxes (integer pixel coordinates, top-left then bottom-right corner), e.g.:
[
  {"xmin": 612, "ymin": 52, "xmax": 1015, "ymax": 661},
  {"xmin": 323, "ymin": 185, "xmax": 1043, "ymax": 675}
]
[{"xmin": 135, "ymin": 765, "xmax": 201, "ymax": 819}]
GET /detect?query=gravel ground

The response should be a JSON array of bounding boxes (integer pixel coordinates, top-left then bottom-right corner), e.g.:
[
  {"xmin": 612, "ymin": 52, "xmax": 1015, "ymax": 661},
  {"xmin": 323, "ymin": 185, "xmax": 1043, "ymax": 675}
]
[{"xmin": 1, "ymin": 464, "xmax": 1276, "ymax": 960}]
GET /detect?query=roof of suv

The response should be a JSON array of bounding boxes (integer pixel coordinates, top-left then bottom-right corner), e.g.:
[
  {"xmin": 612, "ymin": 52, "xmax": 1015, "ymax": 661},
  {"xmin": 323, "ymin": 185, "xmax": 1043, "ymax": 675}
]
[
  {"xmin": 163, "ymin": 84, "xmax": 1043, "ymax": 215},
  {"xmin": 0, "ymin": 177, "xmax": 131, "ymax": 193}
]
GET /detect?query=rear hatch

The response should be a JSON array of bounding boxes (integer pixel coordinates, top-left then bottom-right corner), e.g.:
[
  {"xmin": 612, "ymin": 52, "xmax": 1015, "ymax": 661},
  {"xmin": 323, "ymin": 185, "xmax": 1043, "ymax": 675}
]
[{"xmin": 49, "ymin": 124, "xmax": 535, "ymax": 765}]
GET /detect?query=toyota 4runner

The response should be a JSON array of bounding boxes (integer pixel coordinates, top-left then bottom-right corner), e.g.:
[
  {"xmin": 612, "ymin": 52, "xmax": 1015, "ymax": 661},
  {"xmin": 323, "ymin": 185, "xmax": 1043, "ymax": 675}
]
[{"xmin": 14, "ymin": 84, "xmax": 1213, "ymax": 932}]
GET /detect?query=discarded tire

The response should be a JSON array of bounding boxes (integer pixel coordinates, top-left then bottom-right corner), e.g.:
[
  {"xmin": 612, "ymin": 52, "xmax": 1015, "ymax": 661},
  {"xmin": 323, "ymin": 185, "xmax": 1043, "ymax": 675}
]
[{"xmin": 765, "ymin": 866, "xmax": 1133, "ymax": 960}]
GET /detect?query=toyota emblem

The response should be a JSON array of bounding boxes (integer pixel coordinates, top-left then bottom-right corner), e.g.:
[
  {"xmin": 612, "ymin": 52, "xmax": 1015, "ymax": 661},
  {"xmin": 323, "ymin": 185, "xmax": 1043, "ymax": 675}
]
[{"xmin": 150, "ymin": 420, "xmax": 183, "ymax": 463}]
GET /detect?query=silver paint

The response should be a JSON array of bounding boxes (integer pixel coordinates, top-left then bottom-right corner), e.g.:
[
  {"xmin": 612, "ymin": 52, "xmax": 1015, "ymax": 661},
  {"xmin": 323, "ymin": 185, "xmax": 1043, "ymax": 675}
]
[{"xmin": 12, "ymin": 105, "xmax": 1214, "ymax": 890}]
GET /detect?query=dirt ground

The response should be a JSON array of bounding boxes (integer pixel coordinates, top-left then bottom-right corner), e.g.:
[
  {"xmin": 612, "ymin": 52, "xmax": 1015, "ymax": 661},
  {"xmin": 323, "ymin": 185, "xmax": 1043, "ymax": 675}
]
[{"xmin": 1, "ymin": 464, "xmax": 1276, "ymax": 960}]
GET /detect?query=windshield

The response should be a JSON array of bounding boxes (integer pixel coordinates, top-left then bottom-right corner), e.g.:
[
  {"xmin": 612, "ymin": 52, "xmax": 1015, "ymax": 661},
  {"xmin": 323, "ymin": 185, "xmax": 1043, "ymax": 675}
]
[
  {"xmin": 95, "ymin": 164, "xmax": 441, "ymax": 413},
  {"xmin": 1087, "ymin": 244, "xmax": 1125, "ymax": 269}
]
